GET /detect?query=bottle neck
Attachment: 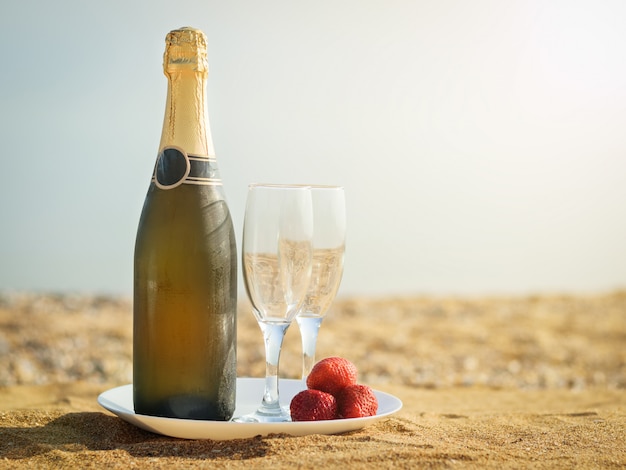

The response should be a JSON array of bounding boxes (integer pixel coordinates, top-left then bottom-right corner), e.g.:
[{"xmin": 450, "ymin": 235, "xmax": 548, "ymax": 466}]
[{"xmin": 160, "ymin": 68, "xmax": 215, "ymax": 157}]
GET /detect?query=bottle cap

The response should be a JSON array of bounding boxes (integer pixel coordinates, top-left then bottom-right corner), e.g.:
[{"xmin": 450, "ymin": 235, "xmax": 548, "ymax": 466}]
[{"xmin": 163, "ymin": 27, "xmax": 208, "ymax": 73}]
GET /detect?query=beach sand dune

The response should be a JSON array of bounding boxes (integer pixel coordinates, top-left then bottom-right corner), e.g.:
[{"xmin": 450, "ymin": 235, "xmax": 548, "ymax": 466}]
[{"xmin": 1, "ymin": 291, "xmax": 625, "ymax": 468}]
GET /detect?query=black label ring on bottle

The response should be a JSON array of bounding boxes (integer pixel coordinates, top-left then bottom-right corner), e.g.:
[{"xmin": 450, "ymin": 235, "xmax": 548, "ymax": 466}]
[{"xmin": 154, "ymin": 146, "xmax": 191, "ymax": 190}]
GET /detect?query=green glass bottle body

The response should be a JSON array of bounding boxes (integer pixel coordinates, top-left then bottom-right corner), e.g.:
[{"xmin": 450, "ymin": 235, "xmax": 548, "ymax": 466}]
[{"xmin": 133, "ymin": 27, "xmax": 237, "ymax": 421}]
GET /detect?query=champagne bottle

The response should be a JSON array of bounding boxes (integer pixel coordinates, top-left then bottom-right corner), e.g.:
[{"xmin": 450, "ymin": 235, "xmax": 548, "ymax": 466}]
[{"xmin": 133, "ymin": 27, "xmax": 237, "ymax": 420}]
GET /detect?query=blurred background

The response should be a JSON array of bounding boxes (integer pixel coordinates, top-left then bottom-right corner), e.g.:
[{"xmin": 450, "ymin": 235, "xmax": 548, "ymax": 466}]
[{"xmin": 1, "ymin": 0, "xmax": 625, "ymax": 298}]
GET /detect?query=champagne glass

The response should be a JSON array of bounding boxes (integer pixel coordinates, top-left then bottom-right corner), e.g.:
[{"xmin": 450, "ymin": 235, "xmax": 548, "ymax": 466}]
[
  {"xmin": 296, "ymin": 185, "xmax": 346, "ymax": 380},
  {"xmin": 236, "ymin": 184, "xmax": 313, "ymax": 422}
]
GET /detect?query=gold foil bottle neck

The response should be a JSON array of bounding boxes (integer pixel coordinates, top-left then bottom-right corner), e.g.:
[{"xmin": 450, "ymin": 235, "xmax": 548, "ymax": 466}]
[{"xmin": 163, "ymin": 27, "xmax": 208, "ymax": 73}]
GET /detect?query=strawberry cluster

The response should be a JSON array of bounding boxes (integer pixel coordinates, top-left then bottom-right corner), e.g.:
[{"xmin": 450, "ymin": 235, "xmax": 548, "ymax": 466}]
[{"xmin": 289, "ymin": 357, "xmax": 378, "ymax": 421}]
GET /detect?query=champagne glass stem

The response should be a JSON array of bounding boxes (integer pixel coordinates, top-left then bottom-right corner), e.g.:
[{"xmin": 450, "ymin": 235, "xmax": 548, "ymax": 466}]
[
  {"xmin": 296, "ymin": 316, "xmax": 323, "ymax": 380},
  {"xmin": 257, "ymin": 321, "xmax": 289, "ymax": 415}
]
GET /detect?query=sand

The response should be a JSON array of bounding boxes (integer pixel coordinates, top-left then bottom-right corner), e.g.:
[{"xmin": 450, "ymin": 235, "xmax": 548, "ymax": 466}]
[{"xmin": 1, "ymin": 291, "xmax": 625, "ymax": 468}]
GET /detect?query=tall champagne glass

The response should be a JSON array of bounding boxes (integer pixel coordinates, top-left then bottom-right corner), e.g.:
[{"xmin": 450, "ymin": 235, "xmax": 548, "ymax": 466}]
[
  {"xmin": 296, "ymin": 186, "xmax": 346, "ymax": 379},
  {"xmin": 236, "ymin": 184, "xmax": 313, "ymax": 422}
]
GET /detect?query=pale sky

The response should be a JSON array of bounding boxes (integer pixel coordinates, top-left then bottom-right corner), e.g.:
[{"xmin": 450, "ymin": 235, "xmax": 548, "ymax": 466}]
[{"xmin": 1, "ymin": 0, "xmax": 625, "ymax": 297}]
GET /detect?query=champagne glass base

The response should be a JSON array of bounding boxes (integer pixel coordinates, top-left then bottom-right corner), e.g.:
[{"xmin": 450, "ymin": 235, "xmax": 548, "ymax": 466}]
[{"xmin": 232, "ymin": 406, "xmax": 292, "ymax": 423}]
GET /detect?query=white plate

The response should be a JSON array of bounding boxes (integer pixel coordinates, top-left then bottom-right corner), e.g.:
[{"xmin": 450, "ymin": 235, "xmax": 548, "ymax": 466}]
[{"xmin": 97, "ymin": 378, "xmax": 402, "ymax": 440}]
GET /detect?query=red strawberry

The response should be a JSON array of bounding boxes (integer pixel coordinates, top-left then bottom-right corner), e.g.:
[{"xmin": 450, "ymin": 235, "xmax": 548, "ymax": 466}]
[
  {"xmin": 290, "ymin": 389, "xmax": 338, "ymax": 421},
  {"xmin": 336, "ymin": 384, "xmax": 378, "ymax": 419},
  {"xmin": 306, "ymin": 357, "xmax": 358, "ymax": 396}
]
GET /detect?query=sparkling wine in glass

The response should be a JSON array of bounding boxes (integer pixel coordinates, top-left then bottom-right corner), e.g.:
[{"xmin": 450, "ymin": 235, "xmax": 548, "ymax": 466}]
[
  {"xmin": 296, "ymin": 185, "xmax": 346, "ymax": 380},
  {"xmin": 235, "ymin": 184, "xmax": 313, "ymax": 422}
]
